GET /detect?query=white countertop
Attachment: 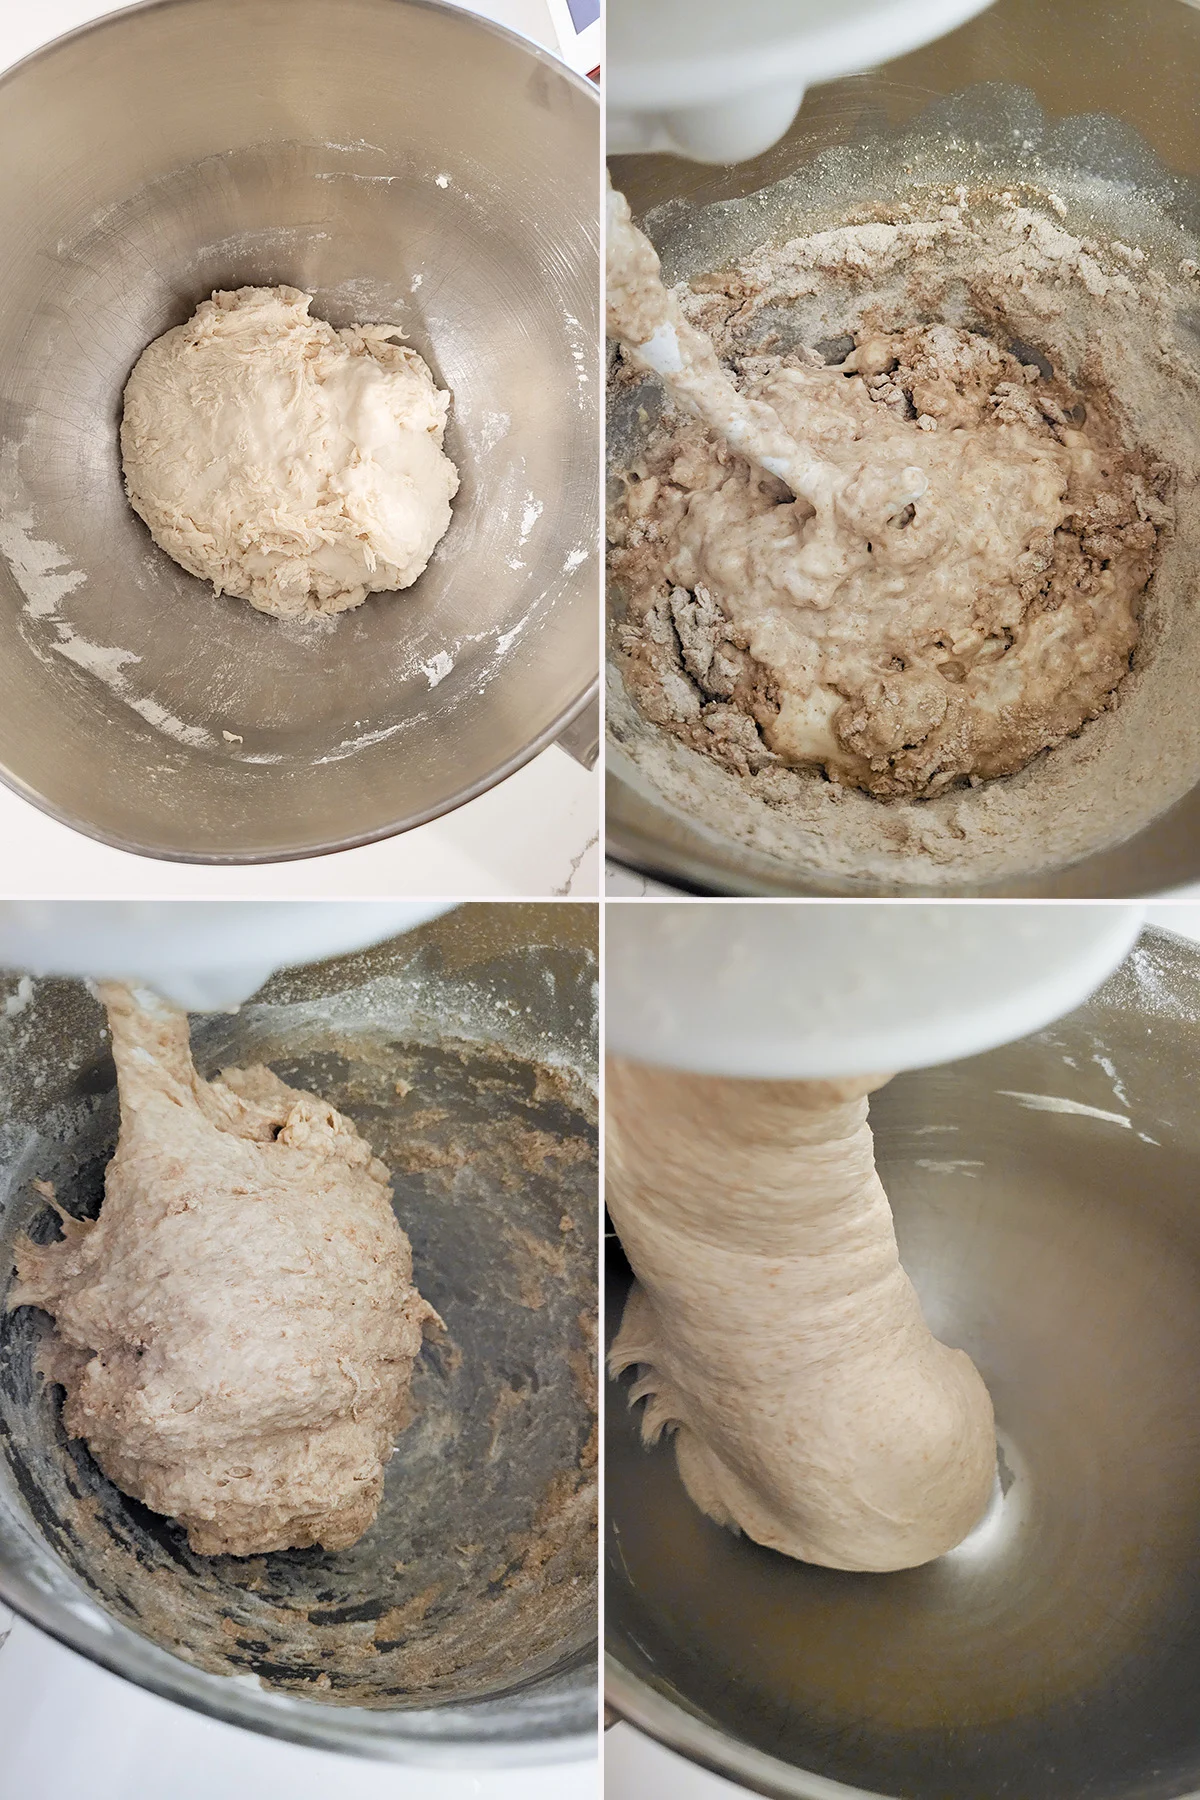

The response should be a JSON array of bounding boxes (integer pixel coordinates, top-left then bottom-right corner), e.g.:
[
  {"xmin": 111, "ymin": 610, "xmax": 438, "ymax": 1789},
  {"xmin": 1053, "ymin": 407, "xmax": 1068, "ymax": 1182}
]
[
  {"xmin": 606, "ymin": 1722, "xmax": 745, "ymax": 1799},
  {"xmin": 606, "ymin": 860, "xmax": 684, "ymax": 896},
  {"xmin": 0, "ymin": 0, "xmax": 600, "ymax": 902},
  {"xmin": 0, "ymin": 1606, "xmax": 595, "ymax": 1800}
]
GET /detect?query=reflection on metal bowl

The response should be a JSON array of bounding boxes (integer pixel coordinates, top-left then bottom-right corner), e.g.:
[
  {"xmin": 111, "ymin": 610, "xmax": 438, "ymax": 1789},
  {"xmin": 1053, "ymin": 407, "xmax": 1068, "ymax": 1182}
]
[{"xmin": 607, "ymin": 925, "xmax": 1200, "ymax": 1798}]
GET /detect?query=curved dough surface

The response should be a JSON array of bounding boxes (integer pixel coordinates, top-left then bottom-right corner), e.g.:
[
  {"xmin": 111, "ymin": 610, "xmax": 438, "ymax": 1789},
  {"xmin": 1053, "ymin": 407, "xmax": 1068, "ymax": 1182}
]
[
  {"xmin": 607, "ymin": 1060, "xmax": 996, "ymax": 1572},
  {"xmin": 9, "ymin": 983, "xmax": 438, "ymax": 1556},
  {"xmin": 121, "ymin": 285, "xmax": 460, "ymax": 619}
]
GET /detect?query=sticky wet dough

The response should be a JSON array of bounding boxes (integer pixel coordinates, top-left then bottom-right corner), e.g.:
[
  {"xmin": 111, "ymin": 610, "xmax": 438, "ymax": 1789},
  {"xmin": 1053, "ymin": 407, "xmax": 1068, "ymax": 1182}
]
[
  {"xmin": 8, "ymin": 982, "xmax": 438, "ymax": 1557},
  {"xmin": 609, "ymin": 204, "xmax": 1173, "ymax": 801},
  {"xmin": 607, "ymin": 1061, "xmax": 996, "ymax": 1571},
  {"xmin": 121, "ymin": 285, "xmax": 459, "ymax": 620}
]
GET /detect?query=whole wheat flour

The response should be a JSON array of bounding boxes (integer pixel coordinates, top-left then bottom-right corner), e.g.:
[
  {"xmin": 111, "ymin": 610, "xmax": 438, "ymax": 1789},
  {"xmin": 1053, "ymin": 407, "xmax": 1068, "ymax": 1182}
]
[{"xmin": 608, "ymin": 184, "xmax": 1200, "ymax": 883}]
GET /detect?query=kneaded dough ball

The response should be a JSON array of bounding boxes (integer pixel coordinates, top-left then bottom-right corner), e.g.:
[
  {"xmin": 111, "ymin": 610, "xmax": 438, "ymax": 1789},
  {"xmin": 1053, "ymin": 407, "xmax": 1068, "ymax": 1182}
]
[{"xmin": 120, "ymin": 285, "xmax": 460, "ymax": 619}]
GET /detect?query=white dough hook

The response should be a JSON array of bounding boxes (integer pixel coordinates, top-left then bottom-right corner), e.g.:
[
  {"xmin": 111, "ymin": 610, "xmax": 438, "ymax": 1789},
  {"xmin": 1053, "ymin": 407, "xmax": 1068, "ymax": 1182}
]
[
  {"xmin": 0, "ymin": 901, "xmax": 453, "ymax": 1012},
  {"xmin": 606, "ymin": 902, "xmax": 1145, "ymax": 1078},
  {"xmin": 607, "ymin": 0, "xmax": 997, "ymax": 164}
]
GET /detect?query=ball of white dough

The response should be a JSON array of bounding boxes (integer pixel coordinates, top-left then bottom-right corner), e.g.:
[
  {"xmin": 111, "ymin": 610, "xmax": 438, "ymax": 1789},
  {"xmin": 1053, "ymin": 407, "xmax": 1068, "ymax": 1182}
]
[{"xmin": 120, "ymin": 285, "xmax": 460, "ymax": 620}]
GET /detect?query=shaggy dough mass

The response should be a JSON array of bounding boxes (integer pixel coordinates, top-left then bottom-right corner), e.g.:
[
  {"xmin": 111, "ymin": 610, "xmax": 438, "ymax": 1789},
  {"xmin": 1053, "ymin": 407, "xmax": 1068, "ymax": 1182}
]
[
  {"xmin": 607, "ymin": 182, "xmax": 929, "ymax": 535},
  {"xmin": 121, "ymin": 285, "xmax": 460, "ymax": 620},
  {"xmin": 9, "ymin": 983, "xmax": 438, "ymax": 1556},
  {"xmin": 609, "ymin": 198, "xmax": 1166, "ymax": 799},
  {"xmin": 607, "ymin": 1060, "xmax": 996, "ymax": 1571}
]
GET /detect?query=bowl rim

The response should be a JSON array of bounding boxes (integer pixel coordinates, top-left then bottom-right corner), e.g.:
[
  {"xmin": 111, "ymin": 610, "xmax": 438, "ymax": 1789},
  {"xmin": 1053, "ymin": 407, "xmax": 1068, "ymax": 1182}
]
[
  {"xmin": 606, "ymin": 1655, "xmax": 883, "ymax": 1799},
  {"xmin": 0, "ymin": 0, "xmax": 600, "ymax": 866},
  {"xmin": 1, "ymin": 674, "xmax": 598, "ymax": 866},
  {"xmin": 0, "ymin": 1536, "xmax": 597, "ymax": 1766},
  {"xmin": 604, "ymin": 746, "xmax": 1195, "ymax": 901}
]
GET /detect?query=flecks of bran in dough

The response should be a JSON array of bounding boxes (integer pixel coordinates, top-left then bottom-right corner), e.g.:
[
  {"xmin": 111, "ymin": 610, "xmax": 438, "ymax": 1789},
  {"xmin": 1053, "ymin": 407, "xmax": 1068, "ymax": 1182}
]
[
  {"xmin": 608, "ymin": 182, "xmax": 1200, "ymax": 886},
  {"xmin": 373, "ymin": 1585, "xmax": 442, "ymax": 1645},
  {"xmin": 614, "ymin": 318, "xmax": 1164, "ymax": 800},
  {"xmin": 8, "ymin": 1031, "xmax": 596, "ymax": 1708}
]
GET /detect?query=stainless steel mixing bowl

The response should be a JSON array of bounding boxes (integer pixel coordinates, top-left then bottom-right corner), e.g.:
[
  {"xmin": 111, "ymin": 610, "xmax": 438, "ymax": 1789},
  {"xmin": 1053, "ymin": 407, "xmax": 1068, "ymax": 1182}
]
[
  {"xmin": 0, "ymin": 905, "xmax": 598, "ymax": 1766},
  {"xmin": 608, "ymin": 0, "xmax": 1200, "ymax": 897},
  {"xmin": 0, "ymin": 0, "xmax": 598, "ymax": 862},
  {"xmin": 607, "ymin": 923, "xmax": 1200, "ymax": 1798}
]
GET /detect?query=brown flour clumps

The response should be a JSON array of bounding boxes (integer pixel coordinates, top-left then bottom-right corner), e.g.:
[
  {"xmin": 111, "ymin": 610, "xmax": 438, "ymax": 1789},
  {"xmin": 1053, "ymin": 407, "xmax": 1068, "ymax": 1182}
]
[{"xmin": 608, "ymin": 188, "xmax": 1200, "ymax": 884}]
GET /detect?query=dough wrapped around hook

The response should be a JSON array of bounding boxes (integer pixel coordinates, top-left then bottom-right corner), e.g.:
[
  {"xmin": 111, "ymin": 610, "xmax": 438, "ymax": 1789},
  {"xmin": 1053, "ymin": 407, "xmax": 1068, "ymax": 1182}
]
[
  {"xmin": 10, "ymin": 982, "xmax": 439, "ymax": 1557},
  {"xmin": 607, "ymin": 1059, "xmax": 996, "ymax": 1572}
]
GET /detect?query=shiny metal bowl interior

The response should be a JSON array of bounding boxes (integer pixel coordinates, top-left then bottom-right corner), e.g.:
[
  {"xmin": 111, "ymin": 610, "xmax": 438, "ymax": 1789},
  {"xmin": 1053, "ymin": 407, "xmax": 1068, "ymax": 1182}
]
[
  {"xmin": 0, "ymin": 0, "xmax": 598, "ymax": 862},
  {"xmin": 0, "ymin": 905, "xmax": 598, "ymax": 1766},
  {"xmin": 608, "ymin": 0, "xmax": 1200, "ymax": 897},
  {"xmin": 607, "ymin": 925, "xmax": 1200, "ymax": 1798}
]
